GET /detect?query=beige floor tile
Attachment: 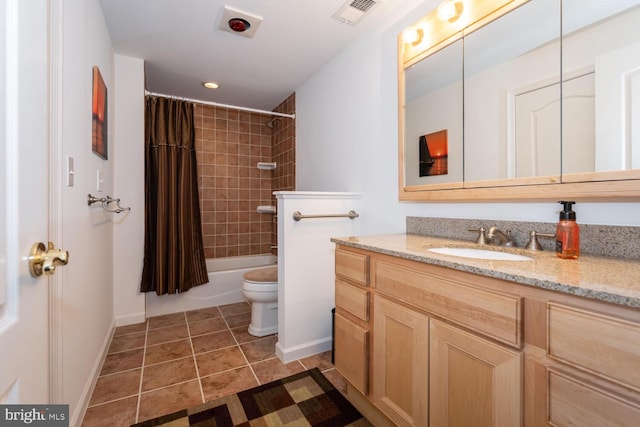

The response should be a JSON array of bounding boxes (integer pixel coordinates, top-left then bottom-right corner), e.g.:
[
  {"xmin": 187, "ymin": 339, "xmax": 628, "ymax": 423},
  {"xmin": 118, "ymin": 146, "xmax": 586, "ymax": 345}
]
[
  {"xmin": 239, "ymin": 335, "xmax": 277, "ymax": 363},
  {"xmin": 224, "ymin": 311, "xmax": 251, "ymax": 328},
  {"xmin": 146, "ymin": 323, "xmax": 189, "ymax": 346},
  {"xmin": 107, "ymin": 331, "xmax": 146, "ymax": 354},
  {"xmin": 144, "ymin": 339, "xmax": 192, "ymax": 366},
  {"xmin": 200, "ymin": 366, "xmax": 258, "ymax": 401},
  {"xmin": 321, "ymin": 368, "xmax": 348, "ymax": 395},
  {"xmin": 188, "ymin": 317, "xmax": 228, "ymax": 336},
  {"xmin": 137, "ymin": 380, "xmax": 203, "ymax": 423},
  {"xmin": 186, "ymin": 306, "xmax": 222, "ymax": 323},
  {"xmin": 230, "ymin": 326, "xmax": 270, "ymax": 344},
  {"xmin": 84, "ymin": 307, "xmax": 363, "ymax": 427},
  {"xmin": 191, "ymin": 329, "xmax": 236, "ymax": 354},
  {"xmin": 89, "ymin": 369, "xmax": 141, "ymax": 406},
  {"xmin": 195, "ymin": 346, "xmax": 247, "ymax": 377},
  {"xmin": 147, "ymin": 312, "xmax": 186, "ymax": 330},
  {"xmin": 114, "ymin": 322, "xmax": 147, "ymax": 337},
  {"xmin": 100, "ymin": 349, "xmax": 144, "ymax": 375},
  {"xmin": 142, "ymin": 357, "xmax": 198, "ymax": 392},
  {"xmin": 218, "ymin": 302, "xmax": 251, "ymax": 316},
  {"xmin": 299, "ymin": 350, "xmax": 334, "ymax": 372},
  {"xmin": 251, "ymin": 358, "xmax": 305, "ymax": 384},
  {"xmin": 81, "ymin": 396, "xmax": 138, "ymax": 427}
]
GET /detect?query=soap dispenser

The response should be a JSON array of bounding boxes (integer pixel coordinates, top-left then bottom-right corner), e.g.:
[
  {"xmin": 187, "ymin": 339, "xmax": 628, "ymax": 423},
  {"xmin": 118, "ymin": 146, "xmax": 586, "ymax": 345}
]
[{"xmin": 556, "ymin": 201, "xmax": 580, "ymax": 259}]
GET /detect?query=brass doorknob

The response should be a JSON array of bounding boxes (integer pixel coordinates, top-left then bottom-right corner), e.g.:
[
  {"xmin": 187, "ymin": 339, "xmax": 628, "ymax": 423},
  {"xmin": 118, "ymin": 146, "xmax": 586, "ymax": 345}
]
[{"xmin": 28, "ymin": 242, "xmax": 69, "ymax": 277}]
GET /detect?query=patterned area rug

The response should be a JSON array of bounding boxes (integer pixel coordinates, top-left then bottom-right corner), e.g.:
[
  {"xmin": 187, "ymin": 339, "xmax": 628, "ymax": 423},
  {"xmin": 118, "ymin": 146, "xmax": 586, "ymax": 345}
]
[{"xmin": 131, "ymin": 368, "xmax": 371, "ymax": 426}]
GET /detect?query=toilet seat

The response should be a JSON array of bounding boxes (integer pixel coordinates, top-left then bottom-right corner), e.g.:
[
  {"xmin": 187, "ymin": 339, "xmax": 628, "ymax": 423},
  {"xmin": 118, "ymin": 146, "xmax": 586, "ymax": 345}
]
[{"xmin": 243, "ymin": 266, "xmax": 277, "ymax": 284}]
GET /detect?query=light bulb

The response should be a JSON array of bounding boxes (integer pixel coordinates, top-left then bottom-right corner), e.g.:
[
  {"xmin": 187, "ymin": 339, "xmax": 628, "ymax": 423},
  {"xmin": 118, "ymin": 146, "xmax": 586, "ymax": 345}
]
[
  {"xmin": 403, "ymin": 27, "xmax": 424, "ymax": 46},
  {"xmin": 437, "ymin": 1, "xmax": 463, "ymax": 22}
]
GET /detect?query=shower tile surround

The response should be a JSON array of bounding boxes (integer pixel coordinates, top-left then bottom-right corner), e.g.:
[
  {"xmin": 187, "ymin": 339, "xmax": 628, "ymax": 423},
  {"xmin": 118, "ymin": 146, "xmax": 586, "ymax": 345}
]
[
  {"xmin": 407, "ymin": 216, "xmax": 640, "ymax": 259},
  {"xmin": 194, "ymin": 94, "xmax": 295, "ymax": 259}
]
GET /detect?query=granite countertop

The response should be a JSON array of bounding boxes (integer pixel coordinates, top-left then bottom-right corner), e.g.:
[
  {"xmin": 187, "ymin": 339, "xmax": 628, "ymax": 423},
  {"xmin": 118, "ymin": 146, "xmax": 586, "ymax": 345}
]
[{"xmin": 331, "ymin": 233, "xmax": 640, "ymax": 309}]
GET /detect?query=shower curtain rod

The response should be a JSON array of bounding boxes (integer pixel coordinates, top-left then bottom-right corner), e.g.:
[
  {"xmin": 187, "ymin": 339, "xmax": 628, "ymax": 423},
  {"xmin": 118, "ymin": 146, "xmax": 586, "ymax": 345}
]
[{"xmin": 144, "ymin": 90, "xmax": 296, "ymax": 119}]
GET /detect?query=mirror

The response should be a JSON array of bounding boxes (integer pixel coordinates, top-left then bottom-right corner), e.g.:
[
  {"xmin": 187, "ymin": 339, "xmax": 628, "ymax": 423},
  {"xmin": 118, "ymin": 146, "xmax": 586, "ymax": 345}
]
[
  {"xmin": 562, "ymin": 0, "xmax": 640, "ymax": 179},
  {"xmin": 404, "ymin": 39, "xmax": 463, "ymax": 187},
  {"xmin": 463, "ymin": 0, "xmax": 560, "ymax": 183},
  {"xmin": 399, "ymin": 0, "xmax": 640, "ymax": 201}
]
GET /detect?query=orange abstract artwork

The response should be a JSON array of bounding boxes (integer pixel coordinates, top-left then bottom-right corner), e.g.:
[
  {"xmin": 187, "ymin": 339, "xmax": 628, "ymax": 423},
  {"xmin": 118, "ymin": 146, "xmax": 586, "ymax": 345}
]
[{"xmin": 92, "ymin": 66, "xmax": 108, "ymax": 159}]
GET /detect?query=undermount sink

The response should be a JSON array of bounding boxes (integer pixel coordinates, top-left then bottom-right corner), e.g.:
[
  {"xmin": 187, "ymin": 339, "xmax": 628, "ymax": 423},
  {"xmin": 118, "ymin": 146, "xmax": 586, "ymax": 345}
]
[{"xmin": 427, "ymin": 247, "xmax": 533, "ymax": 261}]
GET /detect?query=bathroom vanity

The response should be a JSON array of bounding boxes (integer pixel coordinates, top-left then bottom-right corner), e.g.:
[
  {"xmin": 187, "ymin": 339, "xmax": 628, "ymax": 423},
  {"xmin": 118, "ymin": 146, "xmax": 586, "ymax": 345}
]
[{"xmin": 332, "ymin": 234, "xmax": 640, "ymax": 427}]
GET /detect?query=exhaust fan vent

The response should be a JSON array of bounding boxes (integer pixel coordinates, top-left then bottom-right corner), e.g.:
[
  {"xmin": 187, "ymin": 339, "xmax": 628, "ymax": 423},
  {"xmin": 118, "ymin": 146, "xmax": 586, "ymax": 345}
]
[
  {"xmin": 218, "ymin": 5, "xmax": 263, "ymax": 38},
  {"xmin": 332, "ymin": 0, "xmax": 382, "ymax": 25}
]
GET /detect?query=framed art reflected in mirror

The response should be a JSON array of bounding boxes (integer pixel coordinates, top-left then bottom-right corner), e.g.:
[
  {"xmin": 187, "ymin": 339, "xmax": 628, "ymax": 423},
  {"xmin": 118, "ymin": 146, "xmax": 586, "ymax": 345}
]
[{"xmin": 419, "ymin": 130, "xmax": 448, "ymax": 177}]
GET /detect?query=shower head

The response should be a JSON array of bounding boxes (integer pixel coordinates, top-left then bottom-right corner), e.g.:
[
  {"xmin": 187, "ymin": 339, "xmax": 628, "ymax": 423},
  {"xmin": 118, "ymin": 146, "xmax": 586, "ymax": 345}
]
[{"xmin": 265, "ymin": 117, "xmax": 282, "ymax": 128}]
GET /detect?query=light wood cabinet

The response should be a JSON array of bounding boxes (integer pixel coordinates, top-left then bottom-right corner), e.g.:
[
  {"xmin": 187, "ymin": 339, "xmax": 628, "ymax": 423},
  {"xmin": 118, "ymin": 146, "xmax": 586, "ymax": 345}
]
[
  {"xmin": 372, "ymin": 295, "xmax": 429, "ymax": 427},
  {"xmin": 334, "ymin": 247, "xmax": 371, "ymax": 396},
  {"xmin": 334, "ymin": 312, "xmax": 368, "ymax": 395},
  {"xmin": 429, "ymin": 319, "xmax": 522, "ymax": 426},
  {"xmin": 334, "ymin": 244, "xmax": 640, "ymax": 426}
]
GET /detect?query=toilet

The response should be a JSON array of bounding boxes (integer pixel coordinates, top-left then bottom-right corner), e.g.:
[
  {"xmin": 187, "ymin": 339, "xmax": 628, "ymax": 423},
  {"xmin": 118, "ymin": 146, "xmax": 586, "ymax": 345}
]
[{"xmin": 241, "ymin": 266, "xmax": 278, "ymax": 337}]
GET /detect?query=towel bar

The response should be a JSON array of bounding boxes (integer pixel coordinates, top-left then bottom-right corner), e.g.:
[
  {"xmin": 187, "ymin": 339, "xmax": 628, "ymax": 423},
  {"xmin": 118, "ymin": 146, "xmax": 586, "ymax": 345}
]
[
  {"xmin": 292, "ymin": 210, "xmax": 359, "ymax": 221},
  {"xmin": 87, "ymin": 194, "xmax": 131, "ymax": 214}
]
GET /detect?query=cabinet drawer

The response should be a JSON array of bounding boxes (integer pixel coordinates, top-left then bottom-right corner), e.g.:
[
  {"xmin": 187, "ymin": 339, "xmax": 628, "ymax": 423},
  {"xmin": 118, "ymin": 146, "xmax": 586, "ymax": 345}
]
[
  {"xmin": 336, "ymin": 279, "xmax": 369, "ymax": 321},
  {"xmin": 375, "ymin": 260, "xmax": 522, "ymax": 347},
  {"xmin": 548, "ymin": 303, "xmax": 640, "ymax": 392},
  {"xmin": 336, "ymin": 248, "xmax": 369, "ymax": 285},
  {"xmin": 334, "ymin": 313, "xmax": 369, "ymax": 395},
  {"xmin": 548, "ymin": 369, "xmax": 640, "ymax": 427}
]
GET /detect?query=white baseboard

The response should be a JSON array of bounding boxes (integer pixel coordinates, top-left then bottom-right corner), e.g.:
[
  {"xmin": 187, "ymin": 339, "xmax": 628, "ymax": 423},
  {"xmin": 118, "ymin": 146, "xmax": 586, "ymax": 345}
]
[
  {"xmin": 115, "ymin": 312, "xmax": 146, "ymax": 327},
  {"xmin": 275, "ymin": 336, "xmax": 332, "ymax": 364},
  {"xmin": 71, "ymin": 319, "xmax": 116, "ymax": 427}
]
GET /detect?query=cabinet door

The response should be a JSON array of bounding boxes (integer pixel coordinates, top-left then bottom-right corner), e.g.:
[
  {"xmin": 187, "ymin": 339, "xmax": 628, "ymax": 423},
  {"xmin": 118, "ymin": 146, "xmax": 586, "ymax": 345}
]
[
  {"xmin": 372, "ymin": 295, "xmax": 429, "ymax": 427},
  {"xmin": 334, "ymin": 312, "xmax": 369, "ymax": 395},
  {"xmin": 430, "ymin": 319, "xmax": 522, "ymax": 427}
]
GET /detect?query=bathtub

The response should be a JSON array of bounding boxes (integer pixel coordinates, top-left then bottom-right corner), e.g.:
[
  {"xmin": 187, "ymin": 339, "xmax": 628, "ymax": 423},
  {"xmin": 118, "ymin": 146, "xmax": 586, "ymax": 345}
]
[{"xmin": 145, "ymin": 254, "xmax": 277, "ymax": 317}]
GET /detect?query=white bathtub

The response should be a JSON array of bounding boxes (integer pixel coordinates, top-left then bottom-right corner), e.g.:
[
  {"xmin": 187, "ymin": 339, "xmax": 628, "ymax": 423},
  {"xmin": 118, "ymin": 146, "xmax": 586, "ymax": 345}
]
[{"xmin": 145, "ymin": 254, "xmax": 277, "ymax": 317}]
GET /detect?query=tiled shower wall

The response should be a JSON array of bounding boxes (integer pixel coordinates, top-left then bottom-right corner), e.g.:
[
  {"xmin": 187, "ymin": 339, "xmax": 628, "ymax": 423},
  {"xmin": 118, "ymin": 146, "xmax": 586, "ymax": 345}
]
[{"xmin": 194, "ymin": 93, "xmax": 295, "ymax": 259}]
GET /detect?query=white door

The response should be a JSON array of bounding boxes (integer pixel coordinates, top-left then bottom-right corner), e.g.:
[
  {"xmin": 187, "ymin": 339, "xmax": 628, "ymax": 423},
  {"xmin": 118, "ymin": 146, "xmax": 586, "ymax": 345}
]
[
  {"xmin": 514, "ymin": 73, "xmax": 595, "ymax": 177},
  {"xmin": 514, "ymin": 83, "xmax": 562, "ymax": 178},
  {"xmin": 0, "ymin": 0, "xmax": 56, "ymax": 403}
]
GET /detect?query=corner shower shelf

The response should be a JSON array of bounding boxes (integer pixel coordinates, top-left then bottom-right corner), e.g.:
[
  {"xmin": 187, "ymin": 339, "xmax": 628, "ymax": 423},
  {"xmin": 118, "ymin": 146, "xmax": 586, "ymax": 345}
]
[{"xmin": 257, "ymin": 162, "xmax": 276, "ymax": 170}]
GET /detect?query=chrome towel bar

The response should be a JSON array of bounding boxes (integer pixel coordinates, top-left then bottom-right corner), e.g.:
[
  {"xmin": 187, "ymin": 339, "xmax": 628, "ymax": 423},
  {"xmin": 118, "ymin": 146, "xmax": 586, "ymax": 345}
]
[
  {"xmin": 292, "ymin": 210, "xmax": 359, "ymax": 221},
  {"xmin": 87, "ymin": 193, "xmax": 131, "ymax": 214}
]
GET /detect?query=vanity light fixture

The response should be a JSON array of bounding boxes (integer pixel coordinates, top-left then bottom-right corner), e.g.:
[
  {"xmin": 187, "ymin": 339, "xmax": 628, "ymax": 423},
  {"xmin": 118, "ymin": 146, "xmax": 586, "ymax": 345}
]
[
  {"xmin": 202, "ymin": 81, "xmax": 220, "ymax": 89},
  {"xmin": 437, "ymin": 0, "xmax": 464, "ymax": 23}
]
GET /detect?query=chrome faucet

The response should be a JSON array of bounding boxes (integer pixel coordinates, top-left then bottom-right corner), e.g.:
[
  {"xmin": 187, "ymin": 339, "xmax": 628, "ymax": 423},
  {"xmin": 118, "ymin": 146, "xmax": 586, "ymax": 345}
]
[{"xmin": 486, "ymin": 227, "xmax": 515, "ymax": 247}]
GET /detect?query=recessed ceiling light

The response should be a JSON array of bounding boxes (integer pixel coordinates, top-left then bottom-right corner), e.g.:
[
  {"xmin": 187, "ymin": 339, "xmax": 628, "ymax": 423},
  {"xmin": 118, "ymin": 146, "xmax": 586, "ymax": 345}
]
[{"xmin": 202, "ymin": 81, "xmax": 220, "ymax": 89}]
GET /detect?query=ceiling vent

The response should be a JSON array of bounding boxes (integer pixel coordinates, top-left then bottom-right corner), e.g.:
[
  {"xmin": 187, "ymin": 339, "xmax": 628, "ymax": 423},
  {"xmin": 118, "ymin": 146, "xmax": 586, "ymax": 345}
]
[
  {"xmin": 332, "ymin": 0, "xmax": 383, "ymax": 25},
  {"xmin": 218, "ymin": 5, "xmax": 263, "ymax": 38}
]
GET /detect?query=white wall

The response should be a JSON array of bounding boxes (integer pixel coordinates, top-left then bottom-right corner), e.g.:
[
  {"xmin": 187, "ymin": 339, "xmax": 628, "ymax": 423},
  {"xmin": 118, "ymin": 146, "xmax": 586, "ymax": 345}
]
[
  {"xmin": 113, "ymin": 54, "xmax": 146, "ymax": 326},
  {"xmin": 295, "ymin": 0, "xmax": 640, "ymax": 231},
  {"xmin": 59, "ymin": 0, "xmax": 116, "ymax": 423},
  {"xmin": 275, "ymin": 192, "xmax": 363, "ymax": 363}
]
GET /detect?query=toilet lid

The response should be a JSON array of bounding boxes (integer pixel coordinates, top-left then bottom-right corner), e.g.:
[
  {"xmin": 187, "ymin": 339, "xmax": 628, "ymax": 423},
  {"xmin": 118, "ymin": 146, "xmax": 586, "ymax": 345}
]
[{"xmin": 243, "ymin": 266, "xmax": 278, "ymax": 283}]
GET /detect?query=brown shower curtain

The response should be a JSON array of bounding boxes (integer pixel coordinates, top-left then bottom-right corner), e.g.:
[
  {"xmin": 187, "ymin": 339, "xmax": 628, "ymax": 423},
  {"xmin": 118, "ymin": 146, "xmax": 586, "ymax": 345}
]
[{"xmin": 141, "ymin": 96, "xmax": 209, "ymax": 295}]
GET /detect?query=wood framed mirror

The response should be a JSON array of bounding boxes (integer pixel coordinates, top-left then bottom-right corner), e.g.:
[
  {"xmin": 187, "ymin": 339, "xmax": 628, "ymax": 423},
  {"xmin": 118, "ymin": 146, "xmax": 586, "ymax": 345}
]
[{"xmin": 398, "ymin": 0, "xmax": 640, "ymax": 201}]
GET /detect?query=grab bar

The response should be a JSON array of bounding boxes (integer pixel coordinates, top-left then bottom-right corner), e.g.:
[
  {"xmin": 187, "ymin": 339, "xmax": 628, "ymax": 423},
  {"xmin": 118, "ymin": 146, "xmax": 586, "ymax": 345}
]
[{"xmin": 292, "ymin": 210, "xmax": 359, "ymax": 221}]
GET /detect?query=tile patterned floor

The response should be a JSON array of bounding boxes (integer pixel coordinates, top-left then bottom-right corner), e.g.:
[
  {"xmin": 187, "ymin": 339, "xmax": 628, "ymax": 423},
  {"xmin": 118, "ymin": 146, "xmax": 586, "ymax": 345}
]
[{"xmin": 81, "ymin": 302, "xmax": 346, "ymax": 426}]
